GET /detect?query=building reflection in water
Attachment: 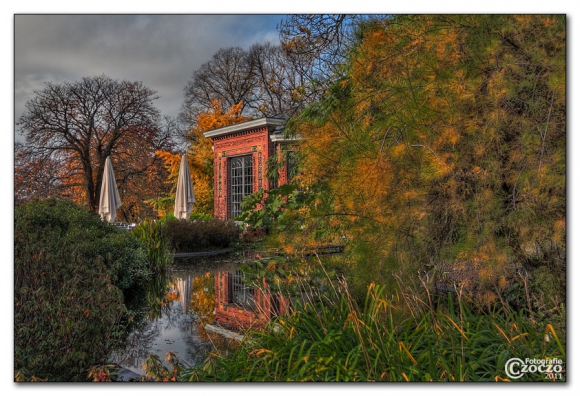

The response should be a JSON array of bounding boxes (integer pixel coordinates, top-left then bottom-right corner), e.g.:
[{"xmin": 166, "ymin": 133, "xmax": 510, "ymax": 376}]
[
  {"xmin": 214, "ymin": 269, "xmax": 290, "ymax": 330},
  {"xmin": 113, "ymin": 263, "xmax": 296, "ymax": 374}
]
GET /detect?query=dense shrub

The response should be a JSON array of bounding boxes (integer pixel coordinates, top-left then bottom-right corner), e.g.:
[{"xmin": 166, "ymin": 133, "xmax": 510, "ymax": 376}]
[
  {"xmin": 163, "ymin": 219, "xmax": 240, "ymax": 253},
  {"xmin": 14, "ymin": 198, "xmax": 144, "ymax": 381},
  {"xmin": 85, "ymin": 231, "xmax": 151, "ymax": 290},
  {"xmin": 158, "ymin": 212, "xmax": 213, "ymax": 223},
  {"xmin": 15, "ymin": 198, "xmax": 150, "ymax": 291}
]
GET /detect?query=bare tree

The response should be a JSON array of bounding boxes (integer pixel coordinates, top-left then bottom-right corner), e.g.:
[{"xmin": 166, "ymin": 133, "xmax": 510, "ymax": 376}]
[
  {"xmin": 278, "ymin": 14, "xmax": 384, "ymax": 93},
  {"xmin": 181, "ymin": 47, "xmax": 258, "ymax": 124},
  {"xmin": 180, "ymin": 16, "xmax": 384, "ymax": 129},
  {"xmin": 248, "ymin": 42, "xmax": 306, "ymax": 118},
  {"xmin": 17, "ymin": 75, "xmax": 171, "ymax": 213},
  {"xmin": 181, "ymin": 43, "xmax": 311, "ymax": 127}
]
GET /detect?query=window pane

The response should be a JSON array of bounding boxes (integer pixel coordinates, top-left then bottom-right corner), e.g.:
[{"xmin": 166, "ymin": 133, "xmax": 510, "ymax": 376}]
[
  {"xmin": 231, "ymin": 269, "xmax": 255, "ymax": 310},
  {"xmin": 230, "ymin": 155, "xmax": 253, "ymax": 218}
]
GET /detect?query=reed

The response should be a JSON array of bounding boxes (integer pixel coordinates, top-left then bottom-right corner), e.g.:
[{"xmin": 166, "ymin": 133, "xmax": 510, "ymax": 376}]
[
  {"xmin": 187, "ymin": 278, "xmax": 565, "ymax": 382},
  {"xmin": 132, "ymin": 220, "xmax": 172, "ymax": 272}
]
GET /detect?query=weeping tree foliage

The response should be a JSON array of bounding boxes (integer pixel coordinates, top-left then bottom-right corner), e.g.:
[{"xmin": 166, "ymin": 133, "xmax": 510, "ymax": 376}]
[{"xmin": 286, "ymin": 15, "xmax": 565, "ymax": 310}]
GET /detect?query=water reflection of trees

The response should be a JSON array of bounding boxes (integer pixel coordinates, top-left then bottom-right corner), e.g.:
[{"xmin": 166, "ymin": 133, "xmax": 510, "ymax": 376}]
[
  {"xmin": 146, "ymin": 272, "xmax": 176, "ymax": 320},
  {"xmin": 113, "ymin": 262, "xmax": 233, "ymax": 372},
  {"xmin": 190, "ymin": 272, "xmax": 216, "ymax": 323},
  {"xmin": 236, "ymin": 255, "xmax": 336, "ymax": 311}
]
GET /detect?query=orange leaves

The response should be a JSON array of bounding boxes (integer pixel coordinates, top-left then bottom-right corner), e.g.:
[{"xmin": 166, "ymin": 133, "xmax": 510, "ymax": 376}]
[
  {"xmin": 184, "ymin": 100, "xmax": 251, "ymax": 216},
  {"xmin": 338, "ymin": 157, "xmax": 391, "ymax": 212},
  {"xmin": 553, "ymin": 219, "xmax": 566, "ymax": 240},
  {"xmin": 391, "ymin": 143, "xmax": 406, "ymax": 159},
  {"xmin": 156, "ymin": 150, "xmax": 182, "ymax": 186},
  {"xmin": 398, "ymin": 341, "xmax": 418, "ymax": 365},
  {"xmin": 152, "ymin": 100, "xmax": 252, "ymax": 217},
  {"xmin": 436, "ymin": 126, "xmax": 460, "ymax": 147},
  {"xmin": 193, "ymin": 99, "xmax": 250, "ymax": 135},
  {"xmin": 295, "ymin": 123, "xmax": 341, "ymax": 187},
  {"xmin": 290, "ymin": 14, "xmax": 565, "ymax": 304},
  {"xmin": 402, "ymin": 189, "xmax": 421, "ymax": 201}
]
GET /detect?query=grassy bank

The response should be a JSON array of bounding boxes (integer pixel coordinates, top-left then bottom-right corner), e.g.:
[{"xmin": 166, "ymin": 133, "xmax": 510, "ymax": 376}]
[{"xmin": 142, "ymin": 278, "xmax": 565, "ymax": 382}]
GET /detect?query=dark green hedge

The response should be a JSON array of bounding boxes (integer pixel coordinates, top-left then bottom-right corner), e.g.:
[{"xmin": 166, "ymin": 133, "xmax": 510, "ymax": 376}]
[
  {"xmin": 14, "ymin": 198, "xmax": 149, "ymax": 381},
  {"xmin": 163, "ymin": 219, "xmax": 240, "ymax": 253}
]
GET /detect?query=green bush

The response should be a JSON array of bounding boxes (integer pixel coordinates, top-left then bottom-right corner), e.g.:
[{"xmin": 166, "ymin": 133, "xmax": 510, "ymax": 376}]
[
  {"xmin": 14, "ymin": 198, "xmax": 141, "ymax": 381},
  {"xmin": 158, "ymin": 212, "xmax": 213, "ymax": 223},
  {"xmin": 15, "ymin": 198, "xmax": 150, "ymax": 292},
  {"xmin": 84, "ymin": 231, "xmax": 151, "ymax": 290},
  {"xmin": 238, "ymin": 184, "xmax": 312, "ymax": 230},
  {"xmin": 163, "ymin": 219, "xmax": 240, "ymax": 253},
  {"xmin": 190, "ymin": 213, "xmax": 213, "ymax": 221}
]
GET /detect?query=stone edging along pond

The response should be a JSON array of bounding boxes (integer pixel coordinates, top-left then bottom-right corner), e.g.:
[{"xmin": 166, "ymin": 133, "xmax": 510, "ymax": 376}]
[{"xmin": 167, "ymin": 248, "xmax": 234, "ymax": 258}]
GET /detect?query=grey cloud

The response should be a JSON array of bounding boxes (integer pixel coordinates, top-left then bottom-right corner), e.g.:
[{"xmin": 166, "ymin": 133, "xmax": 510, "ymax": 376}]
[{"xmin": 15, "ymin": 14, "xmax": 283, "ymax": 134}]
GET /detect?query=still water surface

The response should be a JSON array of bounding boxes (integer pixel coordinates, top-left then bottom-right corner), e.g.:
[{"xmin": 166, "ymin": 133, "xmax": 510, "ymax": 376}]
[{"xmin": 112, "ymin": 258, "xmax": 238, "ymax": 375}]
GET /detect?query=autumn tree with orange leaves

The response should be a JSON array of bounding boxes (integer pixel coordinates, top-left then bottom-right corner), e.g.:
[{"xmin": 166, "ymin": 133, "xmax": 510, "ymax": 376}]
[
  {"xmin": 16, "ymin": 75, "xmax": 175, "ymax": 221},
  {"xmin": 155, "ymin": 100, "xmax": 251, "ymax": 217},
  {"xmin": 282, "ymin": 15, "xmax": 565, "ymax": 311}
]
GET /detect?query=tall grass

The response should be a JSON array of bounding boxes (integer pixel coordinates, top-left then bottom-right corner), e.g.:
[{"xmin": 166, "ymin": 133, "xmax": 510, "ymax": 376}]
[
  {"xmin": 132, "ymin": 220, "xmax": 172, "ymax": 272},
  {"xmin": 184, "ymin": 278, "xmax": 565, "ymax": 382}
]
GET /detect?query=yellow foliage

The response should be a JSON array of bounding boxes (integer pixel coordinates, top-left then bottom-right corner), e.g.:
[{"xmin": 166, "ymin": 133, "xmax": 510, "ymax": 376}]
[
  {"xmin": 188, "ymin": 100, "xmax": 251, "ymax": 215},
  {"xmin": 155, "ymin": 151, "xmax": 182, "ymax": 188},
  {"xmin": 498, "ymin": 276, "xmax": 507, "ymax": 291},
  {"xmin": 482, "ymin": 290, "xmax": 497, "ymax": 307},
  {"xmin": 152, "ymin": 100, "xmax": 250, "ymax": 217},
  {"xmin": 284, "ymin": 15, "xmax": 565, "ymax": 308}
]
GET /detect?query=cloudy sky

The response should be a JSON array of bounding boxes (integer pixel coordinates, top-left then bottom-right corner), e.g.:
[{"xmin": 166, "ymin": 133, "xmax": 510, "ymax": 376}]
[
  {"xmin": 12, "ymin": 4, "xmax": 575, "ymax": 136},
  {"xmin": 14, "ymin": 14, "xmax": 283, "ymax": 132}
]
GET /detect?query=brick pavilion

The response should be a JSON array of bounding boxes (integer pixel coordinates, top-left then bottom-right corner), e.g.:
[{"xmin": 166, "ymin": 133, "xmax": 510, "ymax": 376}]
[{"xmin": 203, "ymin": 117, "xmax": 297, "ymax": 220}]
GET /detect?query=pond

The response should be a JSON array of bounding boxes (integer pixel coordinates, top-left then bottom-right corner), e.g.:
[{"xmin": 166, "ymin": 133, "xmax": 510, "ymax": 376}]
[
  {"xmin": 110, "ymin": 252, "xmax": 334, "ymax": 380},
  {"xmin": 111, "ymin": 256, "xmax": 242, "ymax": 377}
]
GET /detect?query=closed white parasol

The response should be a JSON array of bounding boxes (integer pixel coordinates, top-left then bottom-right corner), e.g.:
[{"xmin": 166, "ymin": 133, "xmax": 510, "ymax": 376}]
[
  {"xmin": 98, "ymin": 157, "xmax": 122, "ymax": 222},
  {"xmin": 174, "ymin": 154, "xmax": 196, "ymax": 219}
]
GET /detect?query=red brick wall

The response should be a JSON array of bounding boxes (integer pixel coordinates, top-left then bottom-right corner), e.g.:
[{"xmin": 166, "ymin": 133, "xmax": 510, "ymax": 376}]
[
  {"xmin": 211, "ymin": 126, "xmax": 275, "ymax": 220},
  {"xmin": 275, "ymin": 143, "xmax": 289, "ymax": 186}
]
